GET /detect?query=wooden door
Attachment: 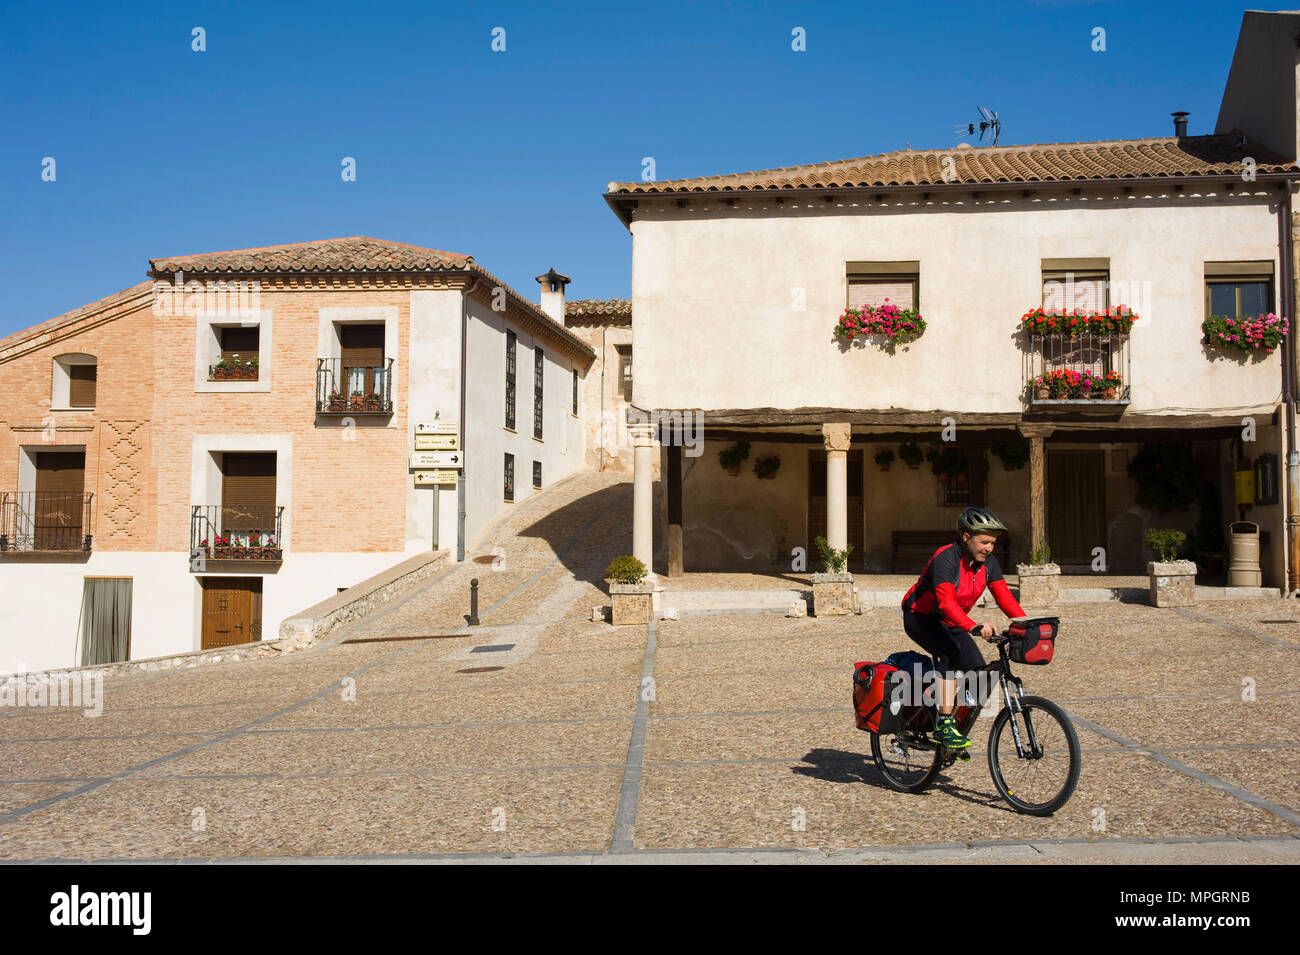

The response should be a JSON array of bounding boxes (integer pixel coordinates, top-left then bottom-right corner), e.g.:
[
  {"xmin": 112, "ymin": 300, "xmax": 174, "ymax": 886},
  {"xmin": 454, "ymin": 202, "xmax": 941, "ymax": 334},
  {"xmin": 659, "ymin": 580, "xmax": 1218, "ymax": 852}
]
[
  {"xmin": 201, "ymin": 577, "xmax": 263, "ymax": 648},
  {"xmin": 34, "ymin": 450, "xmax": 85, "ymax": 550},
  {"xmin": 1047, "ymin": 449, "xmax": 1106, "ymax": 565},
  {"xmin": 808, "ymin": 450, "xmax": 865, "ymax": 570}
]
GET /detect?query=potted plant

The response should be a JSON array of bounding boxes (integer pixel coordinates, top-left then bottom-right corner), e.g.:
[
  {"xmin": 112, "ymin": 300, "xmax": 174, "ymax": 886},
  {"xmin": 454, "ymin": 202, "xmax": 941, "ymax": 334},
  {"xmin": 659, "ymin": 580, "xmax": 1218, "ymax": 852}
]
[
  {"xmin": 605, "ymin": 555, "xmax": 654, "ymax": 625},
  {"xmin": 1015, "ymin": 542, "xmax": 1060, "ymax": 608},
  {"xmin": 1144, "ymin": 528, "xmax": 1196, "ymax": 607},
  {"xmin": 991, "ymin": 439, "xmax": 1030, "ymax": 471},
  {"xmin": 328, "ymin": 389, "xmax": 346, "ymax": 412},
  {"xmin": 898, "ymin": 441, "xmax": 923, "ymax": 469},
  {"xmin": 364, "ymin": 390, "xmax": 382, "ymax": 413},
  {"xmin": 811, "ymin": 535, "xmax": 855, "ymax": 616},
  {"xmin": 209, "ymin": 533, "xmax": 232, "ymax": 559},
  {"xmin": 718, "ymin": 440, "xmax": 750, "ymax": 475},
  {"xmin": 926, "ymin": 446, "xmax": 968, "ymax": 480},
  {"xmin": 874, "ymin": 448, "xmax": 894, "ymax": 471},
  {"xmin": 1101, "ymin": 370, "xmax": 1122, "ymax": 400},
  {"xmin": 1032, "ymin": 376, "xmax": 1049, "ymax": 400},
  {"xmin": 349, "ymin": 390, "xmax": 364, "ymax": 411},
  {"xmin": 753, "ymin": 454, "xmax": 781, "ymax": 479}
]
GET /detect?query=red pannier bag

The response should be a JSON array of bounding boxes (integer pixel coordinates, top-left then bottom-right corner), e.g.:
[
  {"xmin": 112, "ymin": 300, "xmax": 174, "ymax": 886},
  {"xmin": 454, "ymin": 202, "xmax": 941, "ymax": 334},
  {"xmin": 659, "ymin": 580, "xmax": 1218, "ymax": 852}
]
[
  {"xmin": 1007, "ymin": 616, "xmax": 1059, "ymax": 665},
  {"xmin": 853, "ymin": 661, "xmax": 902, "ymax": 732}
]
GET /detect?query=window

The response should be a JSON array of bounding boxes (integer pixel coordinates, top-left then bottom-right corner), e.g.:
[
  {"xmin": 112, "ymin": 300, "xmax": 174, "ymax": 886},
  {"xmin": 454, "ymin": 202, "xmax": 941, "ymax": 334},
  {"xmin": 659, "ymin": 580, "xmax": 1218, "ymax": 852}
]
[
  {"xmin": 572, "ymin": 368, "xmax": 578, "ymax": 416},
  {"xmin": 340, "ymin": 324, "xmax": 385, "ymax": 399},
  {"xmin": 1205, "ymin": 262, "xmax": 1274, "ymax": 320},
  {"xmin": 534, "ymin": 348, "xmax": 544, "ymax": 440},
  {"xmin": 846, "ymin": 261, "xmax": 919, "ymax": 311},
  {"xmin": 504, "ymin": 453, "xmax": 515, "ymax": 502},
  {"xmin": 78, "ymin": 577, "xmax": 131, "ymax": 666},
  {"xmin": 1039, "ymin": 263, "xmax": 1116, "ymax": 383},
  {"xmin": 219, "ymin": 326, "xmax": 259, "ymax": 363},
  {"xmin": 52, "ymin": 354, "xmax": 97, "ymax": 409},
  {"xmin": 533, "ymin": 460, "xmax": 542, "ymax": 489},
  {"xmin": 617, "ymin": 345, "xmax": 633, "ymax": 402},
  {"xmin": 505, "ymin": 330, "xmax": 517, "ymax": 430},
  {"xmin": 1042, "ymin": 268, "xmax": 1108, "ymax": 311}
]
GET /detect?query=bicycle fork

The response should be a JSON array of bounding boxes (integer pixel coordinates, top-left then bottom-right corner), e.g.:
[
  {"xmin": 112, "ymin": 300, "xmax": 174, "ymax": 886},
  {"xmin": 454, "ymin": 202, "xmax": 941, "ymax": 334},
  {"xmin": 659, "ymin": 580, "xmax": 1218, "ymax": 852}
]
[{"xmin": 998, "ymin": 672, "xmax": 1042, "ymax": 759}]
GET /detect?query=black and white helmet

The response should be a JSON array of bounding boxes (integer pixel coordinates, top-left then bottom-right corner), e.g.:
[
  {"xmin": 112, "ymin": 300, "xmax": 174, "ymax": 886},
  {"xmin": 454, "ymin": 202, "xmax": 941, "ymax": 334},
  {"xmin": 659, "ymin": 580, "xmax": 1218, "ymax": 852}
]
[{"xmin": 957, "ymin": 506, "xmax": 1007, "ymax": 536}]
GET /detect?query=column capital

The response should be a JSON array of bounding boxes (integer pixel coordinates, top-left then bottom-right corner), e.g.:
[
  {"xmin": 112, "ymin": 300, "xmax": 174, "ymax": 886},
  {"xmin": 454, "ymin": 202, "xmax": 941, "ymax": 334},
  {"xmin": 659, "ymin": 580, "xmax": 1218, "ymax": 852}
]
[
  {"xmin": 629, "ymin": 421, "xmax": 656, "ymax": 445},
  {"xmin": 1017, "ymin": 423, "xmax": 1055, "ymax": 439},
  {"xmin": 822, "ymin": 421, "xmax": 852, "ymax": 453}
]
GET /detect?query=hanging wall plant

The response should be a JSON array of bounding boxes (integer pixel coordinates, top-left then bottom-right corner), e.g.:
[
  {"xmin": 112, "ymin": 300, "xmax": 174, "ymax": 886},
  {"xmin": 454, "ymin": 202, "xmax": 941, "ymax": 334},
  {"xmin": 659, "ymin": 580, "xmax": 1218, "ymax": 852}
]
[
  {"xmin": 898, "ymin": 442, "xmax": 924, "ymax": 468},
  {"xmin": 925, "ymin": 446, "xmax": 968, "ymax": 478},
  {"xmin": 718, "ymin": 440, "xmax": 750, "ymax": 474},
  {"xmin": 753, "ymin": 454, "xmax": 781, "ymax": 479},
  {"xmin": 834, "ymin": 300, "xmax": 927, "ymax": 346},
  {"xmin": 874, "ymin": 448, "xmax": 894, "ymax": 471},
  {"xmin": 991, "ymin": 439, "xmax": 1030, "ymax": 470},
  {"xmin": 1201, "ymin": 313, "xmax": 1289, "ymax": 357},
  {"xmin": 1127, "ymin": 443, "xmax": 1199, "ymax": 511}
]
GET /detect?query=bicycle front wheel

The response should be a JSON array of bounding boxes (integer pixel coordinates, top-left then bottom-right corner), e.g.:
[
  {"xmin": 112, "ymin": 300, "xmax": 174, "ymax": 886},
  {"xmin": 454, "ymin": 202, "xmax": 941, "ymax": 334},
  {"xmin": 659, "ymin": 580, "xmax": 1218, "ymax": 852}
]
[{"xmin": 987, "ymin": 695, "xmax": 1080, "ymax": 816}]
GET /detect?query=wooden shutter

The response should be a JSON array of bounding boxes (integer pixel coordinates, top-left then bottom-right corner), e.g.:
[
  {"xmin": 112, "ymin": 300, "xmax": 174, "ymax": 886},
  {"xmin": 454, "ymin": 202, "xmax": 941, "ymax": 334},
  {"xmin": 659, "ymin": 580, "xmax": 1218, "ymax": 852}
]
[
  {"xmin": 35, "ymin": 451, "xmax": 85, "ymax": 548},
  {"xmin": 222, "ymin": 453, "xmax": 276, "ymax": 532},
  {"xmin": 849, "ymin": 279, "xmax": 915, "ymax": 309},
  {"xmin": 68, "ymin": 365, "xmax": 96, "ymax": 407},
  {"xmin": 220, "ymin": 327, "xmax": 259, "ymax": 360},
  {"xmin": 341, "ymin": 325, "xmax": 384, "ymax": 394},
  {"xmin": 1043, "ymin": 272, "xmax": 1108, "ymax": 311}
]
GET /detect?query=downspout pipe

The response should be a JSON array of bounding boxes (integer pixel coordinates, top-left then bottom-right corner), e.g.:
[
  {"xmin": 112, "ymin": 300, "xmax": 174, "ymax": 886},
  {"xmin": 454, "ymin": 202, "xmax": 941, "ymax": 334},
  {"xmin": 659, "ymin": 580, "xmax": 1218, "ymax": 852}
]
[
  {"xmin": 458, "ymin": 278, "xmax": 480, "ymax": 564},
  {"xmin": 1281, "ymin": 186, "xmax": 1298, "ymax": 595}
]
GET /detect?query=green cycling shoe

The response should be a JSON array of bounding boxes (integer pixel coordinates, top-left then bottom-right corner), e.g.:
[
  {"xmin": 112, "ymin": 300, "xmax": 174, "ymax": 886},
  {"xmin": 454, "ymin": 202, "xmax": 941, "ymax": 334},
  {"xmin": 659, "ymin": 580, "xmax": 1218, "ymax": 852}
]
[{"xmin": 932, "ymin": 714, "xmax": 972, "ymax": 750}]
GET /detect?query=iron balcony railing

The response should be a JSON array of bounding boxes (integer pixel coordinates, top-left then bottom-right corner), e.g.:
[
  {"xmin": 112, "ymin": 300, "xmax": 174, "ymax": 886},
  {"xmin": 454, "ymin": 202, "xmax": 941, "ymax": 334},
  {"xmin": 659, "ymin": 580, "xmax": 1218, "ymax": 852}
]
[
  {"xmin": 190, "ymin": 505, "xmax": 284, "ymax": 562},
  {"xmin": 1023, "ymin": 332, "xmax": 1131, "ymax": 406},
  {"xmin": 0, "ymin": 492, "xmax": 93, "ymax": 553},
  {"xmin": 316, "ymin": 357, "xmax": 394, "ymax": 414}
]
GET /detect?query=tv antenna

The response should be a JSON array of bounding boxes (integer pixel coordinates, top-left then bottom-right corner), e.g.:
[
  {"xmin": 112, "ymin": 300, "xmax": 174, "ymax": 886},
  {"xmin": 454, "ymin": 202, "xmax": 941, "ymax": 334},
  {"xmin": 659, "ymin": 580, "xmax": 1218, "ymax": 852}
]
[{"xmin": 954, "ymin": 105, "xmax": 1001, "ymax": 146}]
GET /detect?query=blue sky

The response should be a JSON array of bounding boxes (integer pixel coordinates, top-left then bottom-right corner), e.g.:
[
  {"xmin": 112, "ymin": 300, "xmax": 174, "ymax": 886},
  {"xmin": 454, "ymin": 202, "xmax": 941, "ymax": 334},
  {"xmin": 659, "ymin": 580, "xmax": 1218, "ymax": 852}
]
[{"xmin": 0, "ymin": 0, "xmax": 1270, "ymax": 337}]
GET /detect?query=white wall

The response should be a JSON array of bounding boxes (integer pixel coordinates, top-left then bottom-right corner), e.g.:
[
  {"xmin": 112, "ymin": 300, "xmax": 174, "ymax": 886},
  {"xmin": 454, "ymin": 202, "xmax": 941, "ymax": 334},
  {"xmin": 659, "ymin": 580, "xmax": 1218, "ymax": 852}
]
[
  {"xmin": 630, "ymin": 191, "xmax": 1284, "ymax": 414},
  {"xmin": 407, "ymin": 290, "xmax": 462, "ymax": 554}
]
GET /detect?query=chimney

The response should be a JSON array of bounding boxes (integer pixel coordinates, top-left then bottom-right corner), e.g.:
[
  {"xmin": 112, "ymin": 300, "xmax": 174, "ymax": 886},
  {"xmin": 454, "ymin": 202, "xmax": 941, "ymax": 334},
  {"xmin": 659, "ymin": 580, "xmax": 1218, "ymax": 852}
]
[
  {"xmin": 535, "ymin": 268, "xmax": 571, "ymax": 323},
  {"xmin": 1171, "ymin": 111, "xmax": 1189, "ymax": 138}
]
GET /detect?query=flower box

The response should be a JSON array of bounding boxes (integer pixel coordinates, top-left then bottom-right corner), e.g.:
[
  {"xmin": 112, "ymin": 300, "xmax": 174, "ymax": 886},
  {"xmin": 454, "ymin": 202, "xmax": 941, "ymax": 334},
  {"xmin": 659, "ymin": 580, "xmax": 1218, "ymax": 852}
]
[
  {"xmin": 607, "ymin": 578, "xmax": 655, "ymax": 626},
  {"xmin": 811, "ymin": 571, "xmax": 855, "ymax": 616},
  {"xmin": 1201, "ymin": 313, "xmax": 1290, "ymax": 357},
  {"xmin": 1020, "ymin": 306, "xmax": 1138, "ymax": 337},
  {"xmin": 1147, "ymin": 559, "xmax": 1197, "ymax": 608},
  {"xmin": 210, "ymin": 363, "xmax": 259, "ymax": 381},
  {"xmin": 834, "ymin": 300, "xmax": 926, "ymax": 346},
  {"xmin": 1015, "ymin": 562, "xmax": 1060, "ymax": 608}
]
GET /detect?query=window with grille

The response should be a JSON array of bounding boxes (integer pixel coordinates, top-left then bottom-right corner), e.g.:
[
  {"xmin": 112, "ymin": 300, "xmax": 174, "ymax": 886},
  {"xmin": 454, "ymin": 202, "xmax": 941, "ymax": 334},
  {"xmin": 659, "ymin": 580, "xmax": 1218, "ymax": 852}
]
[
  {"xmin": 617, "ymin": 345, "xmax": 632, "ymax": 402},
  {"xmin": 533, "ymin": 461, "xmax": 542, "ymax": 488},
  {"xmin": 505, "ymin": 330, "xmax": 516, "ymax": 430},
  {"xmin": 1041, "ymin": 268, "xmax": 1114, "ymax": 379},
  {"xmin": 534, "ymin": 348, "xmax": 544, "ymax": 440},
  {"xmin": 504, "ymin": 453, "xmax": 514, "ymax": 502}
]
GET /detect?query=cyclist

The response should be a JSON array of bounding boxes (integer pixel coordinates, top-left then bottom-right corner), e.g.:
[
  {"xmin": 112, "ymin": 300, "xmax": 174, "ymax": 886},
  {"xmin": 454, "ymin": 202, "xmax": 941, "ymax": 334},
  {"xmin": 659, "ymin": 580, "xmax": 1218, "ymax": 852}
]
[{"xmin": 900, "ymin": 506, "xmax": 1027, "ymax": 753}]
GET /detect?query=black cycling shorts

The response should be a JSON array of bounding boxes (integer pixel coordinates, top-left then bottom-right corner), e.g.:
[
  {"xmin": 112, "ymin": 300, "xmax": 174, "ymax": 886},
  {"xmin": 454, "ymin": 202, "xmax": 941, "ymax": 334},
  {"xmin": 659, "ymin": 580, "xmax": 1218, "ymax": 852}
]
[{"xmin": 902, "ymin": 608, "xmax": 987, "ymax": 679}]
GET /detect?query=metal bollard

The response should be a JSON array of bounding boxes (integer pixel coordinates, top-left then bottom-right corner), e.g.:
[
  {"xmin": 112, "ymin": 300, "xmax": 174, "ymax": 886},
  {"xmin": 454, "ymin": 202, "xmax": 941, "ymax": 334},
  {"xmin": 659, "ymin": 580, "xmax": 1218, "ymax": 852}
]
[{"xmin": 468, "ymin": 578, "xmax": 480, "ymax": 626}]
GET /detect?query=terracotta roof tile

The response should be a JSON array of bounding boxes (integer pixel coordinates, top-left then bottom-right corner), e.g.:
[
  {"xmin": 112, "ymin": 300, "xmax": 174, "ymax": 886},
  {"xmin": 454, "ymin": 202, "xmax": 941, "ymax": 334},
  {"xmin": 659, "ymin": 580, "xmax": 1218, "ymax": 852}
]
[
  {"xmin": 607, "ymin": 133, "xmax": 1296, "ymax": 195},
  {"xmin": 149, "ymin": 236, "xmax": 472, "ymax": 274},
  {"xmin": 564, "ymin": 298, "xmax": 631, "ymax": 320}
]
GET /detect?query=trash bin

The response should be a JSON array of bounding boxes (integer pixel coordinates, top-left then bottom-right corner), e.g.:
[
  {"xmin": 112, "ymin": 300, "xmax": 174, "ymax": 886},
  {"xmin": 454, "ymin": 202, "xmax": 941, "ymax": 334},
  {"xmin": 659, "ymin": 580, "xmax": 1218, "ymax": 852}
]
[{"xmin": 1227, "ymin": 521, "xmax": 1261, "ymax": 587}]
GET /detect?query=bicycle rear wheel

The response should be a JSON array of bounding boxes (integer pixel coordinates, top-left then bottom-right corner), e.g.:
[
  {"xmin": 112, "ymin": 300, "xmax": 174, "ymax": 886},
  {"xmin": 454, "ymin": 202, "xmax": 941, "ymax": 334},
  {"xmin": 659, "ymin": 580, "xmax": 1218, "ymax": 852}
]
[
  {"xmin": 987, "ymin": 695, "xmax": 1080, "ymax": 815},
  {"xmin": 870, "ymin": 729, "xmax": 943, "ymax": 793}
]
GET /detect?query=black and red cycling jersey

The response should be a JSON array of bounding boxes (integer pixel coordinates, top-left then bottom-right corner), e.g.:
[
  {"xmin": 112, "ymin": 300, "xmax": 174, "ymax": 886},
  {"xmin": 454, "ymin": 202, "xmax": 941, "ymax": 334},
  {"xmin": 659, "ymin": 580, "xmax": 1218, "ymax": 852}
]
[{"xmin": 901, "ymin": 540, "xmax": 1026, "ymax": 631}]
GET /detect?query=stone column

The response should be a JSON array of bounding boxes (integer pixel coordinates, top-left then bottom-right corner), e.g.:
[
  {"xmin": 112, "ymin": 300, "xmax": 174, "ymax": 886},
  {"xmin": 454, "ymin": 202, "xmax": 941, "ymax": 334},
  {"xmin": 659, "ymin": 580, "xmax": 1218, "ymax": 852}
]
[
  {"xmin": 631, "ymin": 419, "xmax": 655, "ymax": 570},
  {"xmin": 823, "ymin": 422, "xmax": 852, "ymax": 553}
]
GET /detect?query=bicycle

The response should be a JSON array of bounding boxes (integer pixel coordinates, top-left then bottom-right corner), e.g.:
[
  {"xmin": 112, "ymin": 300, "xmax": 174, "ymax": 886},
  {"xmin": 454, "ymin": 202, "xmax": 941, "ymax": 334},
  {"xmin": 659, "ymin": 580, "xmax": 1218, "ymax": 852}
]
[{"xmin": 862, "ymin": 629, "xmax": 1080, "ymax": 816}]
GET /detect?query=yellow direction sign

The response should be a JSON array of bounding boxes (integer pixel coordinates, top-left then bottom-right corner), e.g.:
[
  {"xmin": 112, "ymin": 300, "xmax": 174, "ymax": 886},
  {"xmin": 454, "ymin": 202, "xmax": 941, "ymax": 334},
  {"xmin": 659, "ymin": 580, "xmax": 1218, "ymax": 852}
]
[
  {"xmin": 414, "ymin": 469, "xmax": 459, "ymax": 486},
  {"xmin": 414, "ymin": 433, "xmax": 459, "ymax": 451}
]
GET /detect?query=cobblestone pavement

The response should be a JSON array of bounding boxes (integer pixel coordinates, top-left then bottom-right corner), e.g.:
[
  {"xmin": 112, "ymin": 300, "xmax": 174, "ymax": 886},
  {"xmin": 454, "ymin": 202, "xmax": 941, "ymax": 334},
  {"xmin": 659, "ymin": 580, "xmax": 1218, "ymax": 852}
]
[{"xmin": 1, "ymin": 470, "xmax": 1298, "ymax": 863}]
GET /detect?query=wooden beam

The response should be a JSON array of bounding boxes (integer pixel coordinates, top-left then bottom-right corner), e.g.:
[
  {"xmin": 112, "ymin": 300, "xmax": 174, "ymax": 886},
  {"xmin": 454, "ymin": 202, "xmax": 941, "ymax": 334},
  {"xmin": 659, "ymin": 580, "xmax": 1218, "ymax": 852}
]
[
  {"xmin": 1029, "ymin": 437, "xmax": 1046, "ymax": 555},
  {"xmin": 667, "ymin": 426, "xmax": 683, "ymax": 578}
]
